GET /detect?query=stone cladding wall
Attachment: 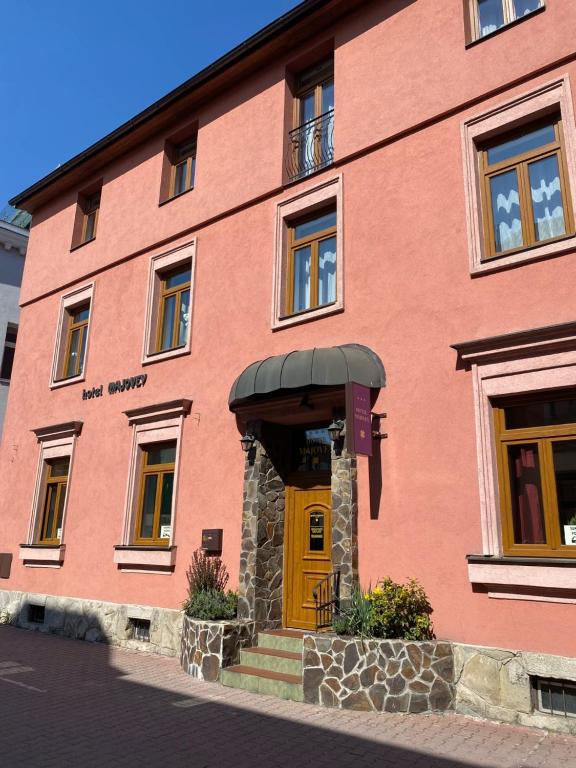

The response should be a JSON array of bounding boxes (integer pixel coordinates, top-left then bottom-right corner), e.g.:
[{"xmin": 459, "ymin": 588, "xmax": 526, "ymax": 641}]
[
  {"xmin": 303, "ymin": 634, "xmax": 454, "ymax": 713},
  {"xmin": 330, "ymin": 449, "xmax": 357, "ymax": 603},
  {"xmin": 238, "ymin": 441, "xmax": 285, "ymax": 629},
  {"xmin": 0, "ymin": 589, "xmax": 182, "ymax": 656},
  {"xmin": 454, "ymin": 643, "xmax": 576, "ymax": 735},
  {"xmin": 180, "ymin": 615, "xmax": 256, "ymax": 681}
]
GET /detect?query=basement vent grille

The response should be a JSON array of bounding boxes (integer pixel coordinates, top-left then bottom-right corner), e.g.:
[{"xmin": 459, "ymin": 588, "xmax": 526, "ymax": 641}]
[
  {"xmin": 129, "ymin": 617, "xmax": 150, "ymax": 642},
  {"xmin": 28, "ymin": 604, "xmax": 45, "ymax": 624},
  {"xmin": 532, "ymin": 677, "xmax": 576, "ymax": 718}
]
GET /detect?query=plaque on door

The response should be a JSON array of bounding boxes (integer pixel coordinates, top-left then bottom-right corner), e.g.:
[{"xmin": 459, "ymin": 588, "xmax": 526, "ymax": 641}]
[{"xmin": 309, "ymin": 511, "xmax": 324, "ymax": 551}]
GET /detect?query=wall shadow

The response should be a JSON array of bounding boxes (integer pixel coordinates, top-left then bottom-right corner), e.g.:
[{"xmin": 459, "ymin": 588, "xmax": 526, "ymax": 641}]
[{"xmin": 0, "ymin": 622, "xmax": 513, "ymax": 768}]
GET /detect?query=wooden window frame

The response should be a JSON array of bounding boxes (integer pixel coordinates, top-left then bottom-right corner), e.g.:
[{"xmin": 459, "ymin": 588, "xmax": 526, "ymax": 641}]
[
  {"xmin": 479, "ymin": 116, "xmax": 574, "ymax": 260},
  {"xmin": 494, "ymin": 392, "xmax": 576, "ymax": 559},
  {"xmin": 273, "ymin": 176, "xmax": 343, "ymax": 330},
  {"xmin": 294, "ymin": 61, "xmax": 333, "ymax": 126},
  {"xmin": 468, "ymin": 0, "xmax": 545, "ymax": 43},
  {"xmin": 286, "ymin": 208, "xmax": 336, "ymax": 316},
  {"xmin": 62, "ymin": 303, "xmax": 90, "ymax": 379},
  {"xmin": 51, "ymin": 284, "xmax": 94, "ymax": 388},
  {"xmin": 461, "ymin": 76, "xmax": 576, "ymax": 275},
  {"xmin": 156, "ymin": 265, "xmax": 192, "ymax": 353},
  {"xmin": 170, "ymin": 140, "xmax": 196, "ymax": 199},
  {"xmin": 0, "ymin": 323, "xmax": 17, "ymax": 382},
  {"xmin": 133, "ymin": 442, "xmax": 176, "ymax": 546},
  {"xmin": 37, "ymin": 458, "xmax": 69, "ymax": 545},
  {"xmin": 142, "ymin": 242, "xmax": 195, "ymax": 365},
  {"xmin": 81, "ymin": 192, "xmax": 100, "ymax": 244}
]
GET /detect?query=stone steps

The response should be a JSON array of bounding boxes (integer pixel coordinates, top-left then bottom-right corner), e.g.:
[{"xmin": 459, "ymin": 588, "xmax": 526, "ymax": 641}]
[{"xmin": 220, "ymin": 630, "xmax": 304, "ymax": 701}]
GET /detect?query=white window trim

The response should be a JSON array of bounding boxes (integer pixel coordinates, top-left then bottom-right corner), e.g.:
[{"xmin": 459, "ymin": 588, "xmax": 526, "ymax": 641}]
[
  {"xmin": 272, "ymin": 175, "xmax": 343, "ymax": 330},
  {"xmin": 116, "ymin": 400, "xmax": 191, "ymax": 571},
  {"xmin": 21, "ymin": 421, "xmax": 82, "ymax": 567},
  {"xmin": 141, "ymin": 241, "xmax": 196, "ymax": 365},
  {"xmin": 461, "ymin": 76, "xmax": 576, "ymax": 274},
  {"xmin": 453, "ymin": 321, "xmax": 576, "ymax": 593},
  {"xmin": 50, "ymin": 283, "xmax": 95, "ymax": 389}
]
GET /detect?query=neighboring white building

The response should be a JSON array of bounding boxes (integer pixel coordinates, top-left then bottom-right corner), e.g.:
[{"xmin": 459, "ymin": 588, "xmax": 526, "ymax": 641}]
[{"xmin": 0, "ymin": 207, "xmax": 29, "ymax": 439}]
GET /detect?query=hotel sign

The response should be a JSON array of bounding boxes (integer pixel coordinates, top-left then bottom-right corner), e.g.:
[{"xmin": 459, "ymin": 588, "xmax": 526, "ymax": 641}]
[
  {"xmin": 346, "ymin": 382, "xmax": 372, "ymax": 457},
  {"xmin": 82, "ymin": 374, "xmax": 147, "ymax": 400}
]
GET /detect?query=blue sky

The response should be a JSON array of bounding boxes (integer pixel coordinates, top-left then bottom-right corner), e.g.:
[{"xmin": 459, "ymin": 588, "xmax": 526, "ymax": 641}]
[{"xmin": 0, "ymin": 0, "xmax": 302, "ymax": 209}]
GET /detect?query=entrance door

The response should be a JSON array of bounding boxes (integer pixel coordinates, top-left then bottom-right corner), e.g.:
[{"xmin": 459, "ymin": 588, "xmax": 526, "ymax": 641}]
[{"xmin": 284, "ymin": 477, "xmax": 332, "ymax": 630}]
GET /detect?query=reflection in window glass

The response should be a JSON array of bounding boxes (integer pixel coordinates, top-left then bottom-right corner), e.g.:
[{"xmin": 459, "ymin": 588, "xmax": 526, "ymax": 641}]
[
  {"xmin": 505, "ymin": 398, "xmax": 576, "ymax": 429},
  {"xmin": 478, "ymin": 0, "xmax": 504, "ymax": 36},
  {"xmin": 507, "ymin": 444, "xmax": 546, "ymax": 544},
  {"xmin": 293, "ymin": 246, "xmax": 311, "ymax": 312},
  {"xmin": 490, "ymin": 170, "xmax": 523, "ymax": 252},
  {"xmin": 318, "ymin": 237, "xmax": 336, "ymax": 306},
  {"xmin": 552, "ymin": 442, "xmax": 576, "ymax": 542},
  {"xmin": 487, "ymin": 124, "xmax": 555, "ymax": 166},
  {"xmin": 529, "ymin": 155, "xmax": 566, "ymax": 242},
  {"xmin": 293, "ymin": 428, "xmax": 332, "ymax": 472}
]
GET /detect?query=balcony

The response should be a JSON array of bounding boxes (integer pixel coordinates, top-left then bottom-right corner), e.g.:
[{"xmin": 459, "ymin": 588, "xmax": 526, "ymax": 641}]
[{"xmin": 286, "ymin": 110, "xmax": 334, "ymax": 182}]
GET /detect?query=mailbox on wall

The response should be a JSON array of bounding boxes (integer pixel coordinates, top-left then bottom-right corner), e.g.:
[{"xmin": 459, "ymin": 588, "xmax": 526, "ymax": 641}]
[{"xmin": 202, "ymin": 529, "xmax": 223, "ymax": 554}]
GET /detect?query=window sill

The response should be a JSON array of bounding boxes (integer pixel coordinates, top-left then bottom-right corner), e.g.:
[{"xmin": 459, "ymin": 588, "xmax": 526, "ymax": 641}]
[
  {"xmin": 113, "ymin": 545, "xmax": 176, "ymax": 571},
  {"xmin": 465, "ymin": 5, "xmax": 545, "ymax": 49},
  {"xmin": 19, "ymin": 544, "xmax": 65, "ymax": 567},
  {"xmin": 142, "ymin": 345, "xmax": 190, "ymax": 366},
  {"xmin": 467, "ymin": 554, "xmax": 576, "ymax": 590},
  {"xmin": 159, "ymin": 187, "xmax": 194, "ymax": 207},
  {"xmin": 50, "ymin": 373, "xmax": 86, "ymax": 390},
  {"xmin": 273, "ymin": 303, "xmax": 343, "ymax": 331},
  {"xmin": 472, "ymin": 232, "xmax": 576, "ymax": 276}
]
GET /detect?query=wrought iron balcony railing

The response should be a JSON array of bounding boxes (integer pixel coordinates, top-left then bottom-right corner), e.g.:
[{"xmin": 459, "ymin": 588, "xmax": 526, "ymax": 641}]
[{"xmin": 286, "ymin": 110, "xmax": 334, "ymax": 182}]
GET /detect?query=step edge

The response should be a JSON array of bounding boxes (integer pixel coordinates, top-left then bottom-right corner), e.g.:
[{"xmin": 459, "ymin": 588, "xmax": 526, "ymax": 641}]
[{"xmin": 222, "ymin": 665, "xmax": 303, "ymax": 685}]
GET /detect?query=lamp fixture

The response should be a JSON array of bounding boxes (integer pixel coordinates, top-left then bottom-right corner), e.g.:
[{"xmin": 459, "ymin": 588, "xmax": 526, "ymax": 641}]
[
  {"xmin": 240, "ymin": 433, "xmax": 256, "ymax": 452},
  {"xmin": 328, "ymin": 418, "xmax": 345, "ymax": 443}
]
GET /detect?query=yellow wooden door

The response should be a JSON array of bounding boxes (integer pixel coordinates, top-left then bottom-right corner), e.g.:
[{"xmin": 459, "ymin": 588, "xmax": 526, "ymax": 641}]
[{"xmin": 284, "ymin": 480, "xmax": 331, "ymax": 630}]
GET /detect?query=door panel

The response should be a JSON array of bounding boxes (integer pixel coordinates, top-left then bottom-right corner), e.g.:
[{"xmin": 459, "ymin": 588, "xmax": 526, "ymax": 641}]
[{"xmin": 284, "ymin": 482, "xmax": 331, "ymax": 630}]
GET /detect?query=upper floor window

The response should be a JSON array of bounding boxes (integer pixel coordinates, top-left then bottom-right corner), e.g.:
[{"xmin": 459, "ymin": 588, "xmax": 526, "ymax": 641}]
[
  {"xmin": 0, "ymin": 324, "xmax": 17, "ymax": 381},
  {"xmin": 51, "ymin": 284, "xmax": 94, "ymax": 388},
  {"xmin": 479, "ymin": 117, "xmax": 573, "ymax": 259},
  {"xmin": 157, "ymin": 264, "xmax": 191, "ymax": 352},
  {"xmin": 135, "ymin": 441, "xmax": 176, "ymax": 545},
  {"xmin": 38, "ymin": 457, "xmax": 70, "ymax": 545},
  {"xmin": 471, "ymin": 0, "xmax": 543, "ymax": 40},
  {"xmin": 171, "ymin": 140, "xmax": 196, "ymax": 198},
  {"xmin": 287, "ymin": 60, "xmax": 334, "ymax": 181},
  {"xmin": 71, "ymin": 184, "xmax": 102, "ymax": 249},
  {"xmin": 142, "ymin": 242, "xmax": 195, "ymax": 364},
  {"xmin": 494, "ymin": 392, "xmax": 576, "ymax": 558},
  {"xmin": 287, "ymin": 208, "xmax": 336, "ymax": 315}
]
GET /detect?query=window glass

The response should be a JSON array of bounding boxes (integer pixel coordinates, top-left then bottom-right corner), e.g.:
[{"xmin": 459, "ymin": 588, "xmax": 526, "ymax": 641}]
[
  {"xmin": 292, "ymin": 428, "xmax": 332, "ymax": 472},
  {"xmin": 48, "ymin": 457, "xmax": 70, "ymax": 477},
  {"xmin": 528, "ymin": 155, "xmax": 566, "ymax": 241},
  {"xmin": 178, "ymin": 290, "xmax": 190, "ymax": 346},
  {"xmin": 5, "ymin": 326, "xmax": 17, "ymax": 345},
  {"xmin": 294, "ymin": 211, "xmax": 337, "ymax": 240},
  {"xmin": 504, "ymin": 398, "xmax": 576, "ymax": 429},
  {"xmin": 165, "ymin": 266, "xmax": 191, "ymax": 289},
  {"xmin": 0, "ymin": 346, "xmax": 15, "ymax": 380},
  {"xmin": 160, "ymin": 295, "xmax": 176, "ymax": 350},
  {"xmin": 514, "ymin": 0, "xmax": 541, "ymax": 17},
  {"xmin": 477, "ymin": 0, "xmax": 505, "ymax": 36},
  {"xmin": 174, "ymin": 162, "xmax": 187, "ymax": 196},
  {"xmin": 309, "ymin": 510, "xmax": 325, "ymax": 551},
  {"xmin": 159, "ymin": 474, "xmax": 174, "ymax": 531},
  {"xmin": 487, "ymin": 124, "xmax": 555, "ymax": 166},
  {"xmin": 139, "ymin": 475, "xmax": 157, "ymax": 539},
  {"xmin": 318, "ymin": 237, "xmax": 336, "ymax": 306},
  {"xmin": 507, "ymin": 444, "xmax": 546, "ymax": 544},
  {"xmin": 146, "ymin": 442, "xmax": 176, "ymax": 466},
  {"xmin": 490, "ymin": 170, "xmax": 523, "ymax": 252},
  {"xmin": 552, "ymin": 442, "xmax": 576, "ymax": 540},
  {"xmin": 293, "ymin": 246, "xmax": 311, "ymax": 312},
  {"xmin": 65, "ymin": 329, "xmax": 82, "ymax": 378}
]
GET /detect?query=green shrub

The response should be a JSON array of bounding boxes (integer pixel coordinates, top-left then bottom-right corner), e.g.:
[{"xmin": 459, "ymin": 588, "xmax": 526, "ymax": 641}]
[
  {"xmin": 183, "ymin": 588, "xmax": 238, "ymax": 621},
  {"xmin": 366, "ymin": 577, "xmax": 433, "ymax": 640},
  {"xmin": 186, "ymin": 548, "xmax": 229, "ymax": 594},
  {"xmin": 333, "ymin": 585, "xmax": 373, "ymax": 637}
]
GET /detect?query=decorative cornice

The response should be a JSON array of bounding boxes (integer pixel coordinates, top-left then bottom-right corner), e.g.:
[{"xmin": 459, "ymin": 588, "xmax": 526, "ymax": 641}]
[
  {"xmin": 32, "ymin": 421, "xmax": 83, "ymax": 442},
  {"xmin": 451, "ymin": 321, "xmax": 576, "ymax": 364},
  {"xmin": 123, "ymin": 399, "xmax": 192, "ymax": 425}
]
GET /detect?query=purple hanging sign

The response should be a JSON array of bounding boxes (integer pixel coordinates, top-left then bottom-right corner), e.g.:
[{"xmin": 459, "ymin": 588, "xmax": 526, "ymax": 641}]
[{"xmin": 345, "ymin": 382, "xmax": 372, "ymax": 457}]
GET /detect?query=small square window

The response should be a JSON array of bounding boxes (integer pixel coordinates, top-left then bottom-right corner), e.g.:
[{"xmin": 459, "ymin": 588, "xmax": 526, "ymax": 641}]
[
  {"xmin": 51, "ymin": 284, "xmax": 94, "ymax": 387},
  {"xmin": 0, "ymin": 323, "xmax": 17, "ymax": 381},
  {"xmin": 128, "ymin": 617, "xmax": 151, "ymax": 642},
  {"xmin": 142, "ymin": 243, "xmax": 195, "ymax": 364},
  {"xmin": 532, "ymin": 676, "xmax": 576, "ymax": 718},
  {"xmin": 28, "ymin": 604, "xmax": 45, "ymax": 624},
  {"xmin": 469, "ymin": 0, "xmax": 544, "ymax": 41}
]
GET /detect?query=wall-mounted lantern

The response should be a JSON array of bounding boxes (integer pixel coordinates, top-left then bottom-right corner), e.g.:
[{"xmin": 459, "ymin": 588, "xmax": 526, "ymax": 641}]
[
  {"xmin": 240, "ymin": 432, "xmax": 256, "ymax": 452},
  {"xmin": 328, "ymin": 418, "xmax": 345, "ymax": 443}
]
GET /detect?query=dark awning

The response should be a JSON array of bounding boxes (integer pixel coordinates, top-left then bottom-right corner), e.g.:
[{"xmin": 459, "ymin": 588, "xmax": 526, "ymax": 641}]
[{"xmin": 229, "ymin": 344, "xmax": 385, "ymax": 410}]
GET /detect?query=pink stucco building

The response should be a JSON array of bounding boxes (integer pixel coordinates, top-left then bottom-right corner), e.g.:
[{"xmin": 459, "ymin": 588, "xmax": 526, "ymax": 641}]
[{"xmin": 2, "ymin": 0, "xmax": 576, "ymax": 729}]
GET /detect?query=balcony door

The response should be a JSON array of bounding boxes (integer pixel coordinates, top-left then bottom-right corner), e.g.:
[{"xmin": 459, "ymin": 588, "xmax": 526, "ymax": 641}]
[{"xmin": 292, "ymin": 60, "xmax": 334, "ymax": 179}]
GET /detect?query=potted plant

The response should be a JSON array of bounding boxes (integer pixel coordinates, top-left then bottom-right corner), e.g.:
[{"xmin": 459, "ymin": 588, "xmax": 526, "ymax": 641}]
[{"xmin": 564, "ymin": 514, "xmax": 576, "ymax": 546}]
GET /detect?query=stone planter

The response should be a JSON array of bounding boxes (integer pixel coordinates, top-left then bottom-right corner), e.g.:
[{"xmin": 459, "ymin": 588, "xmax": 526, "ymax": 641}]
[
  {"xmin": 180, "ymin": 614, "xmax": 256, "ymax": 682},
  {"xmin": 303, "ymin": 634, "xmax": 454, "ymax": 713}
]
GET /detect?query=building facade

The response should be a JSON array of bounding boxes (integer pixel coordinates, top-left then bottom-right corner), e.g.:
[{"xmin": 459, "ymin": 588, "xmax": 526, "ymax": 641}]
[
  {"xmin": 0, "ymin": 208, "xmax": 29, "ymax": 439},
  {"xmin": 2, "ymin": 0, "xmax": 576, "ymax": 729}
]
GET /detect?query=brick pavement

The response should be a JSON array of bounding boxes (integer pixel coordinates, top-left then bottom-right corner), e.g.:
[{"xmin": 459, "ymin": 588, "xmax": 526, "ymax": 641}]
[{"xmin": 0, "ymin": 626, "xmax": 575, "ymax": 768}]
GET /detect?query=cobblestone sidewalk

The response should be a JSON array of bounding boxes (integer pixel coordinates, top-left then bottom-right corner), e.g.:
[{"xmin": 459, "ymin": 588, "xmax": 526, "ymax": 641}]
[{"xmin": 0, "ymin": 627, "xmax": 575, "ymax": 768}]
